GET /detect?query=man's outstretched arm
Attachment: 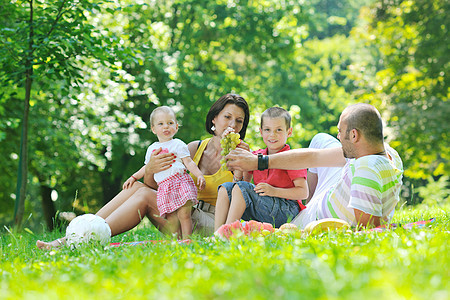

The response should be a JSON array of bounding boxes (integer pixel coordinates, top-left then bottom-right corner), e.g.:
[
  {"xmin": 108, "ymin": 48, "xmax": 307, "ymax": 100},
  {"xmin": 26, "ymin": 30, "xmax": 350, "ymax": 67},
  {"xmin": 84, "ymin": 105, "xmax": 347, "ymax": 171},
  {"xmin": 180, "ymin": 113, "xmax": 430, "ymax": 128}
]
[{"xmin": 226, "ymin": 146, "xmax": 346, "ymax": 172}]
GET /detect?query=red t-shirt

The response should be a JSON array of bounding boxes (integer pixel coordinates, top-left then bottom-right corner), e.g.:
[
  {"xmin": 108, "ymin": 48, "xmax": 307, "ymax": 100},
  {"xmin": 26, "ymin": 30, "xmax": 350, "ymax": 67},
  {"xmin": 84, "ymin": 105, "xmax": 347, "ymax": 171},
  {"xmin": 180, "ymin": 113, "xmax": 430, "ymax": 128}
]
[{"xmin": 249, "ymin": 144, "xmax": 307, "ymax": 210}]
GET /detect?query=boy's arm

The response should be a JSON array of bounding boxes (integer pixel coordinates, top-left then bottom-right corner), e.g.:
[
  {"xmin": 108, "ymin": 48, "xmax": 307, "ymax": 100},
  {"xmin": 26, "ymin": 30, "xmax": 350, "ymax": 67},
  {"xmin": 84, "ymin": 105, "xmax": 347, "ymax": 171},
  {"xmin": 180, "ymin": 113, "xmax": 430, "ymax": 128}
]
[
  {"xmin": 253, "ymin": 177, "xmax": 308, "ymax": 200},
  {"xmin": 226, "ymin": 147, "xmax": 346, "ymax": 172},
  {"xmin": 243, "ymin": 171, "xmax": 252, "ymax": 182}
]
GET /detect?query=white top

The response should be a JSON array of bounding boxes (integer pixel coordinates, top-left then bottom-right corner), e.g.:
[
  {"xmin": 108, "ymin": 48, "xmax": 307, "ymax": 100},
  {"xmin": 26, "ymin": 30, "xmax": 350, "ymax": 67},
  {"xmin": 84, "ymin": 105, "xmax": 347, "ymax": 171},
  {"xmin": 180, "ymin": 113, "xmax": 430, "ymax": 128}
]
[{"xmin": 144, "ymin": 138, "xmax": 191, "ymax": 183}]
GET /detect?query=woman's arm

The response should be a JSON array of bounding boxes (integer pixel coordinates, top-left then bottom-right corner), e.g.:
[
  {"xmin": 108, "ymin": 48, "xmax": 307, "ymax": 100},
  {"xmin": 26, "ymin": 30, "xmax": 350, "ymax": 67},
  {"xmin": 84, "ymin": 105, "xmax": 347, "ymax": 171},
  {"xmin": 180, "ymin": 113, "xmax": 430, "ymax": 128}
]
[
  {"xmin": 143, "ymin": 147, "xmax": 175, "ymax": 189},
  {"xmin": 187, "ymin": 140, "xmax": 200, "ymax": 159}
]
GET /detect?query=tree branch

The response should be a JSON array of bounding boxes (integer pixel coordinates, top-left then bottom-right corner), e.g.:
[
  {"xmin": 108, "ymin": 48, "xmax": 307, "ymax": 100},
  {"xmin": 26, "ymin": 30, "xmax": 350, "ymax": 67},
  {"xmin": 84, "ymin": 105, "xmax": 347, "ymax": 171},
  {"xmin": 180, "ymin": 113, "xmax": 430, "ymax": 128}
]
[{"xmin": 46, "ymin": 0, "xmax": 69, "ymax": 39}]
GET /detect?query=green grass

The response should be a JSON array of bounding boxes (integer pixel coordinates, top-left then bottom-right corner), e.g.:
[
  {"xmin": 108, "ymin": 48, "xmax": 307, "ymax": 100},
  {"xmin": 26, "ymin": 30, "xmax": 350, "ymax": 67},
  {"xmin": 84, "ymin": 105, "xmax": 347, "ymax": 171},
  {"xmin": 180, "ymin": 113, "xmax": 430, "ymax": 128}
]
[{"xmin": 1, "ymin": 205, "xmax": 449, "ymax": 299}]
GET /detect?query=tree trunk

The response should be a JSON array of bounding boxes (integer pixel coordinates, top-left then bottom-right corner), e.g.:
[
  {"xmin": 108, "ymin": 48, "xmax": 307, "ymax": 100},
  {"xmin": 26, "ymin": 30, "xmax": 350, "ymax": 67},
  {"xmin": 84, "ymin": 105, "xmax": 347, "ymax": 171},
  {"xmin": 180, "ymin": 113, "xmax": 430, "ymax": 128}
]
[
  {"xmin": 40, "ymin": 184, "xmax": 57, "ymax": 231},
  {"xmin": 101, "ymin": 169, "xmax": 122, "ymax": 206},
  {"xmin": 14, "ymin": 0, "xmax": 34, "ymax": 229}
]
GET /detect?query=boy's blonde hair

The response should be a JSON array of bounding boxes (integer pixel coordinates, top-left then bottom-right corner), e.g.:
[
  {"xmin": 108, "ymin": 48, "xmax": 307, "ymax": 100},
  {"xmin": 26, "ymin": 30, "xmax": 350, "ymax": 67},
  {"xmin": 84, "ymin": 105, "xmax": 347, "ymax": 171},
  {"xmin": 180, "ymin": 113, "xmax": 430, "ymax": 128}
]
[
  {"xmin": 149, "ymin": 106, "xmax": 177, "ymax": 126},
  {"xmin": 260, "ymin": 107, "xmax": 291, "ymax": 129}
]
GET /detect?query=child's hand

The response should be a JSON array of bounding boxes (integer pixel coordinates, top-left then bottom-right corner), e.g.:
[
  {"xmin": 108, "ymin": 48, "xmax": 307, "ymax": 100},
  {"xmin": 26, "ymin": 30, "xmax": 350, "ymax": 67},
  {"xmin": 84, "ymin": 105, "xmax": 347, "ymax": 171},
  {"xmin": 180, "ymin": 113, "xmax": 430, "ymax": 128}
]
[
  {"xmin": 197, "ymin": 175, "xmax": 206, "ymax": 190},
  {"xmin": 254, "ymin": 182, "xmax": 275, "ymax": 197},
  {"xmin": 123, "ymin": 176, "xmax": 136, "ymax": 189}
]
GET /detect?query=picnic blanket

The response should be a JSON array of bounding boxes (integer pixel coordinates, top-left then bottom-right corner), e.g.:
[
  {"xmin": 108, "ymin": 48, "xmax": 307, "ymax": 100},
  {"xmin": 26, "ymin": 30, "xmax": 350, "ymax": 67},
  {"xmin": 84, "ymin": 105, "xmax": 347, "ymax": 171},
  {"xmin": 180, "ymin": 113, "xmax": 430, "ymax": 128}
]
[
  {"xmin": 109, "ymin": 218, "xmax": 436, "ymax": 247},
  {"xmin": 368, "ymin": 218, "xmax": 435, "ymax": 232},
  {"xmin": 110, "ymin": 239, "xmax": 192, "ymax": 247}
]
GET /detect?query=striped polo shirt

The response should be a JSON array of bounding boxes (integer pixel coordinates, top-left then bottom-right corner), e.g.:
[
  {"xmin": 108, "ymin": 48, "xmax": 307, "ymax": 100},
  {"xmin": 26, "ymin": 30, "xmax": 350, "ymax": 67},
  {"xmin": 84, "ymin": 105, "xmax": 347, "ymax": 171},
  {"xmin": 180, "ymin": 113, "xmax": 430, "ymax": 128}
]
[{"xmin": 317, "ymin": 144, "xmax": 403, "ymax": 225}]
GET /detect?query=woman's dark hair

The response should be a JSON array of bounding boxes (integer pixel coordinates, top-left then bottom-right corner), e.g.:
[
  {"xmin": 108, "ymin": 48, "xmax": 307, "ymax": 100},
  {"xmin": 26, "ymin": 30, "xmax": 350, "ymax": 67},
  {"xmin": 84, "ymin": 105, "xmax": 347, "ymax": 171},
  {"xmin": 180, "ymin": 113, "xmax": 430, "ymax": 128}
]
[{"xmin": 205, "ymin": 93, "xmax": 250, "ymax": 140}]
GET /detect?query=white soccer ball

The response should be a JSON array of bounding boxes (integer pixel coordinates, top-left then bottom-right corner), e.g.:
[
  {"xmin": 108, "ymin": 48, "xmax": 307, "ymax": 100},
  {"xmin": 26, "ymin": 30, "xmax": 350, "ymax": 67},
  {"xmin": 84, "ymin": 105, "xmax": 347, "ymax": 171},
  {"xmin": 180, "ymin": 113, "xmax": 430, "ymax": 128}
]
[{"xmin": 65, "ymin": 214, "xmax": 111, "ymax": 249}]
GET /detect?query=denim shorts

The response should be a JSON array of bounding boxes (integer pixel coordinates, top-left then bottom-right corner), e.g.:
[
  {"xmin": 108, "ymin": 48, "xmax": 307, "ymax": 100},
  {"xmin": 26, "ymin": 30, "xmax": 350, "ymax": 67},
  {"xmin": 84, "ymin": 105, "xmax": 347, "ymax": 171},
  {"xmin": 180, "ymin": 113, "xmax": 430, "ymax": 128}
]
[{"xmin": 219, "ymin": 181, "xmax": 300, "ymax": 228}]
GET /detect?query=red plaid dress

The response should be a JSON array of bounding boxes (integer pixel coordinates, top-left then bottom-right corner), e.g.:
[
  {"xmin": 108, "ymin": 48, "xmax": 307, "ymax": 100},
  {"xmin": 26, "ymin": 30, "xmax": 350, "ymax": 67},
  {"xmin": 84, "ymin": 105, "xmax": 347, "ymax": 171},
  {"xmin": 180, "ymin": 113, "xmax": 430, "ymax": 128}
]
[{"xmin": 157, "ymin": 171, "xmax": 198, "ymax": 217}]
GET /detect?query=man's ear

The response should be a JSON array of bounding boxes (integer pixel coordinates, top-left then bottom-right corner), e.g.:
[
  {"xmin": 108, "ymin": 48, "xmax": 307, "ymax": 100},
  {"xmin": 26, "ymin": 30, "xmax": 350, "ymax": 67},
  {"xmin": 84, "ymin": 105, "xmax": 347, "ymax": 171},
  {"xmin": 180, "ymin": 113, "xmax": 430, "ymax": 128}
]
[{"xmin": 350, "ymin": 128, "xmax": 360, "ymax": 143}]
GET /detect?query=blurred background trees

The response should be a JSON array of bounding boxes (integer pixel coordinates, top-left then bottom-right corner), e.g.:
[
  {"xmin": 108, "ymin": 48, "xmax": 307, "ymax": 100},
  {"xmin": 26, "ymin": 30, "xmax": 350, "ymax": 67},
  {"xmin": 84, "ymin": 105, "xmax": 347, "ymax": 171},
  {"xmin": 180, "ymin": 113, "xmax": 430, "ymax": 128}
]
[{"xmin": 0, "ymin": 0, "xmax": 447, "ymax": 231}]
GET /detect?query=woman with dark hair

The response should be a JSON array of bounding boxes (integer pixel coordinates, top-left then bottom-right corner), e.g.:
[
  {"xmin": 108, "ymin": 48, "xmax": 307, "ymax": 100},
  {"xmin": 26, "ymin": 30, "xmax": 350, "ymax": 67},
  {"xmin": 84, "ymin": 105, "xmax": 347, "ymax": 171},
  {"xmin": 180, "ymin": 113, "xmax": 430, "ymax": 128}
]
[
  {"xmin": 37, "ymin": 93, "xmax": 250, "ymax": 249},
  {"xmin": 188, "ymin": 93, "xmax": 250, "ymax": 233},
  {"xmin": 205, "ymin": 94, "xmax": 250, "ymax": 139}
]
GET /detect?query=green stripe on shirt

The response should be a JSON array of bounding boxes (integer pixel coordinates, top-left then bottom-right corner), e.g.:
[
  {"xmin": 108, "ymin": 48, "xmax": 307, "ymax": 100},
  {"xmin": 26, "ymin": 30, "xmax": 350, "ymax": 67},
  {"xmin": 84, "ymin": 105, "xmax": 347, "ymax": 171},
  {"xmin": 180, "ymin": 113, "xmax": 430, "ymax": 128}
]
[
  {"xmin": 352, "ymin": 176, "xmax": 382, "ymax": 192},
  {"xmin": 327, "ymin": 197, "xmax": 339, "ymax": 218},
  {"xmin": 382, "ymin": 180, "xmax": 398, "ymax": 193}
]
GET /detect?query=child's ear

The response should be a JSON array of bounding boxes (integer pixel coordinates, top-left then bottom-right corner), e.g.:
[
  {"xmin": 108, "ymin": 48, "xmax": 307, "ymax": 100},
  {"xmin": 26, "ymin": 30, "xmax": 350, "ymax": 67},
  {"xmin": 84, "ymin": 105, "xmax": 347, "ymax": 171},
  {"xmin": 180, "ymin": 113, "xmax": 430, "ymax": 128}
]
[
  {"xmin": 259, "ymin": 128, "xmax": 263, "ymax": 136},
  {"xmin": 287, "ymin": 127, "xmax": 293, "ymax": 138},
  {"xmin": 151, "ymin": 126, "xmax": 156, "ymax": 135}
]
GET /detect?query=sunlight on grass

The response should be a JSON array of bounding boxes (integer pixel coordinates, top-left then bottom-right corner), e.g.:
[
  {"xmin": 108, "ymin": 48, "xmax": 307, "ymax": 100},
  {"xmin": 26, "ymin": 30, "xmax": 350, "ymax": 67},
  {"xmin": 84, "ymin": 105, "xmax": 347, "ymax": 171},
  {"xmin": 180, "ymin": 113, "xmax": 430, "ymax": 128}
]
[{"xmin": 1, "ymin": 205, "xmax": 449, "ymax": 299}]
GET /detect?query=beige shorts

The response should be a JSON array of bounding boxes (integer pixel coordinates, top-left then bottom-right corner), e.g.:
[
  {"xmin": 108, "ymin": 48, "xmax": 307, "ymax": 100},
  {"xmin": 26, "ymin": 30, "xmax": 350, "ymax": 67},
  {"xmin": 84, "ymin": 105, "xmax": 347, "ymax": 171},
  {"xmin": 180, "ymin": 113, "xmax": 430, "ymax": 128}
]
[{"xmin": 192, "ymin": 201, "xmax": 215, "ymax": 236}]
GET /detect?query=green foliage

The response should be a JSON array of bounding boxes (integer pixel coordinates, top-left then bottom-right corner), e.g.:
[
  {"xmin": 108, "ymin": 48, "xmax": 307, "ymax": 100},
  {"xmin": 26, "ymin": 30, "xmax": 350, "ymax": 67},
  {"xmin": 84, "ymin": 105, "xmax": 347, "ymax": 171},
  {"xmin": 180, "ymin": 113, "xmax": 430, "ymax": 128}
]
[
  {"xmin": 359, "ymin": 0, "xmax": 449, "ymax": 179},
  {"xmin": 416, "ymin": 176, "xmax": 450, "ymax": 207},
  {"xmin": 115, "ymin": 0, "xmax": 309, "ymax": 143},
  {"xmin": 1, "ymin": 205, "xmax": 448, "ymax": 299},
  {"xmin": 0, "ymin": 1, "xmax": 116, "ymax": 88},
  {"xmin": 0, "ymin": 0, "xmax": 135, "ymax": 226},
  {"xmin": 304, "ymin": 0, "xmax": 375, "ymax": 39}
]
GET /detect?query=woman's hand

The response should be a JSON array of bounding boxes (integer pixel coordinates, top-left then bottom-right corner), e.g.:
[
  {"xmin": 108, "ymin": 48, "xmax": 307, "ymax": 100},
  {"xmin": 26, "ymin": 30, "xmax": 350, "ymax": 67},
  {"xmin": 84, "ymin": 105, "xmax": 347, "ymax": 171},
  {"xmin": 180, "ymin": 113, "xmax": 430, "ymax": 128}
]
[{"xmin": 145, "ymin": 147, "xmax": 175, "ymax": 175}]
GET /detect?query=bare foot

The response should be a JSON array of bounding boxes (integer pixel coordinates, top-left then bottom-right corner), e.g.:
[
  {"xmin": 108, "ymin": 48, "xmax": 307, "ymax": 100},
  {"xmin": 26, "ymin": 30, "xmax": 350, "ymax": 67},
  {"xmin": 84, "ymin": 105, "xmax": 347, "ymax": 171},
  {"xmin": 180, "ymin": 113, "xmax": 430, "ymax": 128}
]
[{"xmin": 36, "ymin": 238, "xmax": 65, "ymax": 250}]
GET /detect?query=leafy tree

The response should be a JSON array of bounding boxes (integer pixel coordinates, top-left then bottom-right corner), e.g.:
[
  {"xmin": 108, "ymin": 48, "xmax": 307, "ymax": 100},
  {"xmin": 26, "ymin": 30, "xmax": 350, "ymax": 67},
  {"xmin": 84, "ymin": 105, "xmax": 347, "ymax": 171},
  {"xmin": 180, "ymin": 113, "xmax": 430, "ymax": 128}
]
[
  {"xmin": 113, "ymin": 0, "xmax": 324, "ymax": 154},
  {"xmin": 304, "ymin": 0, "xmax": 374, "ymax": 39},
  {"xmin": 358, "ymin": 0, "xmax": 449, "ymax": 180},
  {"xmin": 0, "ymin": 0, "xmax": 127, "ymax": 229}
]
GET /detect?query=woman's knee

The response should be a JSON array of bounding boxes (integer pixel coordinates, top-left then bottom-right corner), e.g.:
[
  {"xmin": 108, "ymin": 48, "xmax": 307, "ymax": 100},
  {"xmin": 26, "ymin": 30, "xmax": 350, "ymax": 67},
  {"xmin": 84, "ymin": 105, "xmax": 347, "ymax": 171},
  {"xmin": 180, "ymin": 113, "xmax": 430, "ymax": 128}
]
[{"xmin": 134, "ymin": 187, "xmax": 157, "ymax": 204}]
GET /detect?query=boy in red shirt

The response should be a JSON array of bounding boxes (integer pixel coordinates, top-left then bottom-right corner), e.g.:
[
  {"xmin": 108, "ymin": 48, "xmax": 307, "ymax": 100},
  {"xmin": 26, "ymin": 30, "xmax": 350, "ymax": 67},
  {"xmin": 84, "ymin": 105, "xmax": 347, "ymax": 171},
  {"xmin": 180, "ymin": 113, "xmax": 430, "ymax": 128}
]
[{"xmin": 214, "ymin": 107, "xmax": 308, "ymax": 230}]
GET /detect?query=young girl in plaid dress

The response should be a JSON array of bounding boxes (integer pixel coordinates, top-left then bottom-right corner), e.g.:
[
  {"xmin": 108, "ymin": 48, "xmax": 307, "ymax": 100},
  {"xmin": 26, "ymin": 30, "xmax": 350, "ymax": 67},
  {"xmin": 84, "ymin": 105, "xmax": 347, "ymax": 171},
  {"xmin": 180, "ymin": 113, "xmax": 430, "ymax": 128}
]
[{"xmin": 123, "ymin": 106, "xmax": 206, "ymax": 238}]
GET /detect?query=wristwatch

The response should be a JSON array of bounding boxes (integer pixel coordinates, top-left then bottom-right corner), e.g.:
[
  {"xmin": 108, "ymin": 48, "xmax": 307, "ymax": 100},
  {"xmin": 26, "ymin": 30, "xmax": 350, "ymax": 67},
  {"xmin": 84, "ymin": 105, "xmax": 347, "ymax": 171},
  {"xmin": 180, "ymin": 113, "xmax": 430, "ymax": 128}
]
[{"xmin": 257, "ymin": 153, "xmax": 269, "ymax": 171}]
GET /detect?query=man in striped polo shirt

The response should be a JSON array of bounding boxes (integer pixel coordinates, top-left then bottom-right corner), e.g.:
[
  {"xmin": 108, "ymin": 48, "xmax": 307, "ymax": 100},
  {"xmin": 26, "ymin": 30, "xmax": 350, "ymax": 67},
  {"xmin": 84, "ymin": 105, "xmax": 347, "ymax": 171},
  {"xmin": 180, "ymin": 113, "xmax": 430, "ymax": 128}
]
[{"xmin": 226, "ymin": 103, "xmax": 403, "ymax": 228}]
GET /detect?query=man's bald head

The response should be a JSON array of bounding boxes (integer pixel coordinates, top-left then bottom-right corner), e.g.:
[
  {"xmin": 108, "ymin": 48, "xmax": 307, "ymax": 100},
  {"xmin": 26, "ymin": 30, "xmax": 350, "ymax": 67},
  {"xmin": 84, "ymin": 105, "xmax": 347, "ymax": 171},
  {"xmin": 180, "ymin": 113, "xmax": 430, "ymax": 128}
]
[{"xmin": 341, "ymin": 103, "xmax": 384, "ymax": 145}]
